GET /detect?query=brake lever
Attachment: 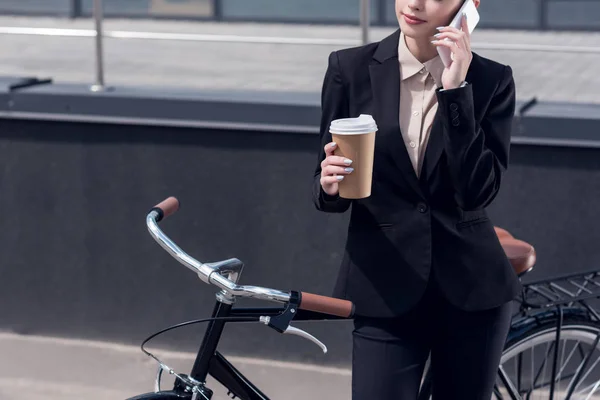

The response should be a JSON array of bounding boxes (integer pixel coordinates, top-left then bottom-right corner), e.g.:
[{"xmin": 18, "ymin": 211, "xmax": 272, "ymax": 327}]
[
  {"xmin": 259, "ymin": 291, "xmax": 328, "ymax": 353},
  {"xmin": 284, "ymin": 325, "xmax": 328, "ymax": 353},
  {"xmin": 260, "ymin": 316, "xmax": 327, "ymax": 353}
]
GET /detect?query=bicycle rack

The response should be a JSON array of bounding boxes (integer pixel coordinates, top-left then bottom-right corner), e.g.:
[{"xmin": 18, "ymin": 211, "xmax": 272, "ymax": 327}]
[{"xmin": 519, "ymin": 269, "xmax": 600, "ymax": 314}]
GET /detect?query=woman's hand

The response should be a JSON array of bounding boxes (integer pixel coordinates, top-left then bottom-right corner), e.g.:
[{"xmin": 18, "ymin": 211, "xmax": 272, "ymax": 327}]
[
  {"xmin": 320, "ymin": 142, "xmax": 354, "ymax": 196},
  {"xmin": 432, "ymin": 14, "xmax": 473, "ymax": 90}
]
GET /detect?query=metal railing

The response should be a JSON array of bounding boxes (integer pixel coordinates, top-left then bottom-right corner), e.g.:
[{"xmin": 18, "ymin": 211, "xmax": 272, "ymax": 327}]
[
  {"xmin": 360, "ymin": 0, "xmax": 370, "ymax": 46},
  {"xmin": 3, "ymin": 25, "xmax": 600, "ymax": 53},
  {"xmin": 91, "ymin": 0, "xmax": 105, "ymax": 91},
  {"xmin": 0, "ymin": 0, "xmax": 373, "ymax": 92},
  {"xmin": 1, "ymin": 0, "xmax": 600, "ymax": 92}
]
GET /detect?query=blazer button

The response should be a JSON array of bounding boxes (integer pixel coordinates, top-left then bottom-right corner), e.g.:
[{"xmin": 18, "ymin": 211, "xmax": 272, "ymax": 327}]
[
  {"xmin": 450, "ymin": 103, "xmax": 458, "ymax": 111},
  {"xmin": 417, "ymin": 203, "xmax": 428, "ymax": 213},
  {"xmin": 452, "ymin": 118, "xmax": 460, "ymax": 127}
]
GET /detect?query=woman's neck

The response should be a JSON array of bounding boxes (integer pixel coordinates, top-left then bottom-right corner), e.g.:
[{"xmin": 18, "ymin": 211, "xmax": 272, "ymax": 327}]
[{"xmin": 404, "ymin": 34, "xmax": 439, "ymax": 64}]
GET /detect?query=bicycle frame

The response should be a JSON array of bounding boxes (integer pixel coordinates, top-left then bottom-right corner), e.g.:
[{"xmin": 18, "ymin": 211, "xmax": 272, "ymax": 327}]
[{"xmin": 128, "ymin": 298, "xmax": 349, "ymax": 400}]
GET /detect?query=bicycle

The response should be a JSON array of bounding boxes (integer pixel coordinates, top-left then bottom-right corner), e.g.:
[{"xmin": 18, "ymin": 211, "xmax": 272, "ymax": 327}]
[
  {"xmin": 127, "ymin": 197, "xmax": 356, "ymax": 400},
  {"xmin": 128, "ymin": 197, "xmax": 600, "ymax": 400}
]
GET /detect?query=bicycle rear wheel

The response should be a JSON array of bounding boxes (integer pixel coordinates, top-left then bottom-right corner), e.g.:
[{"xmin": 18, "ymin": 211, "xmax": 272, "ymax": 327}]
[{"xmin": 496, "ymin": 318, "xmax": 600, "ymax": 399}]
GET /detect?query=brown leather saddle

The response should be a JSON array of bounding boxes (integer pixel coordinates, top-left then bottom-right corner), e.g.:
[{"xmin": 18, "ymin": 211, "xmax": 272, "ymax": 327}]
[{"xmin": 495, "ymin": 227, "xmax": 536, "ymax": 277}]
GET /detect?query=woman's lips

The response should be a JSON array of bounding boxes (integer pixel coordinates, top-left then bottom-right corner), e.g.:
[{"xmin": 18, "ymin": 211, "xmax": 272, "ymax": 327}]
[{"xmin": 402, "ymin": 13, "xmax": 426, "ymax": 25}]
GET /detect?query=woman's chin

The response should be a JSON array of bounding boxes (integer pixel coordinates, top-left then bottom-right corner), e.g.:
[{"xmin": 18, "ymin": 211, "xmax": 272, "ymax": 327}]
[
  {"xmin": 398, "ymin": 21, "xmax": 430, "ymax": 37},
  {"xmin": 400, "ymin": 22, "xmax": 435, "ymax": 39}
]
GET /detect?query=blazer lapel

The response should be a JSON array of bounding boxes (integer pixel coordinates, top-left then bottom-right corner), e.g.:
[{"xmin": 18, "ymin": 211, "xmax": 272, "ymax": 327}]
[{"xmin": 369, "ymin": 30, "xmax": 424, "ymax": 198}]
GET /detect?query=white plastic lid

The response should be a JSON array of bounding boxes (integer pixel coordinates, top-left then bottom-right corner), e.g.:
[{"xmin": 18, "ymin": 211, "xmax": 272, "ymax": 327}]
[{"xmin": 330, "ymin": 114, "xmax": 378, "ymax": 135}]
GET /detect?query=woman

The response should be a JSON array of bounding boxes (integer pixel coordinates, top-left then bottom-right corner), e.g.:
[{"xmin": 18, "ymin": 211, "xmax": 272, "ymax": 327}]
[{"xmin": 312, "ymin": 0, "xmax": 521, "ymax": 398}]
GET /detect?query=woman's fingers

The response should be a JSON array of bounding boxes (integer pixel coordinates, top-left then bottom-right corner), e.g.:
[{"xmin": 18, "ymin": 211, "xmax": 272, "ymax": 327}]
[
  {"xmin": 324, "ymin": 142, "xmax": 353, "ymax": 165},
  {"xmin": 431, "ymin": 39, "xmax": 469, "ymax": 62},
  {"xmin": 434, "ymin": 32, "xmax": 463, "ymax": 44},
  {"xmin": 321, "ymin": 141, "xmax": 353, "ymax": 193},
  {"xmin": 322, "ymin": 164, "xmax": 354, "ymax": 177},
  {"xmin": 436, "ymin": 19, "xmax": 471, "ymax": 51},
  {"xmin": 321, "ymin": 154, "xmax": 353, "ymax": 170},
  {"xmin": 321, "ymin": 175, "xmax": 345, "ymax": 185},
  {"xmin": 324, "ymin": 141, "xmax": 337, "ymax": 157},
  {"xmin": 435, "ymin": 26, "xmax": 462, "ymax": 35},
  {"xmin": 461, "ymin": 13, "xmax": 470, "ymax": 41},
  {"xmin": 432, "ymin": 39, "xmax": 458, "ymax": 50},
  {"xmin": 434, "ymin": 31, "xmax": 469, "ymax": 52}
]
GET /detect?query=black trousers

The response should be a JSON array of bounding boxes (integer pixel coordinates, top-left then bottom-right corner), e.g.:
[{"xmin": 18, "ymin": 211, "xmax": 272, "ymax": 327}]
[{"xmin": 352, "ymin": 276, "xmax": 513, "ymax": 399}]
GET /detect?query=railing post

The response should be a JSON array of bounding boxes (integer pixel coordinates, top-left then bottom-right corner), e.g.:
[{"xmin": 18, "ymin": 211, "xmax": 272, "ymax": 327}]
[
  {"xmin": 69, "ymin": 0, "xmax": 82, "ymax": 19},
  {"xmin": 91, "ymin": 0, "xmax": 106, "ymax": 92},
  {"xmin": 360, "ymin": 0, "xmax": 370, "ymax": 45},
  {"xmin": 214, "ymin": 0, "xmax": 223, "ymax": 21},
  {"xmin": 539, "ymin": 0, "xmax": 549, "ymax": 30},
  {"xmin": 377, "ymin": 0, "xmax": 387, "ymax": 27}
]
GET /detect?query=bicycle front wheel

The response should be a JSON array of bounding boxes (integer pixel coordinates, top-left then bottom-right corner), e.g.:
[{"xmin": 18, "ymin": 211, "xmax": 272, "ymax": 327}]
[{"xmin": 496, "ymin": 318, "xmax": 600, "ymax": 399}]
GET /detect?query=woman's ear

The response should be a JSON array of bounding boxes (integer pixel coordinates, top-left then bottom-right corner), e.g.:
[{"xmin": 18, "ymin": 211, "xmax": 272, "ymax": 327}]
[{"xmin": 473, "ymin": 0, "xmax": 481, "ymax": 8}]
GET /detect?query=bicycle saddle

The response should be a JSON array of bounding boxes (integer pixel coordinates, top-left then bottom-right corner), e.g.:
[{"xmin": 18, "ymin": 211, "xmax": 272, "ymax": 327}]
[{"xmin": 494, "ymin": 227, "xmax": 536, "ymax": 277}]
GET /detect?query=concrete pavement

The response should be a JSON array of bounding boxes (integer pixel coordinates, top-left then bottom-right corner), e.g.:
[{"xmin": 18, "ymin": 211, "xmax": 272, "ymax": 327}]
[
  {"xmin": 5, "ymin": 332, "xmax": 600, "ymax": 399},
  {"xmin": 0, "ymin": 332, "xmax": 351, "ymax": 399}
]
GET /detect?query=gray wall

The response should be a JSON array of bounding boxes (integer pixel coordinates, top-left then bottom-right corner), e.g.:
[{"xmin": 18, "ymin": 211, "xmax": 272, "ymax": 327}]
[{"xmin": 0, "ymin": 116, "xmax": 598, "ymax": 367}]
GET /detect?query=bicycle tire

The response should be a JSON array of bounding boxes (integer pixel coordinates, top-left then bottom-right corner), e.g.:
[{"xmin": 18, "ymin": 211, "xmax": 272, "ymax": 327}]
[{"xmin": 497, "ymin": 316, "xmax": 600, "ymax": 399}]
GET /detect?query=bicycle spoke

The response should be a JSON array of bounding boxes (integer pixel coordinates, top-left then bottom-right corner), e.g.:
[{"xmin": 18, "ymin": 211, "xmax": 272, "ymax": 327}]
[
  {"xmin": 498, "ymin": 365, "xmax": 523, "ymax": 400},
  {"xmin": 549, "ymin": 307, "xmax": 563, "ymax": 400},
  {"xmin": 557, "ymin": 340, "xmax": 580, "ymax": 384},
  {"xmin": 578, "ymin": 341, "xmax": 587, "ymax": 360},
  {"xmin": 532, "ymin": 341, "xmax": 553, "ymax": 397},
  {"xmin": 531, "ymin": 346, "xmax": 534, "ymax": 399},
  {"xmin": 570, "ymin": 355, "xmax": 600, "ymax": 398},
  {"xmin": 556, "ymin": 338, "xmax": 567, "ymax": 385},
  {"xmin": 517, "ymin": 353, "xmax": 522, "ymax": 393},
  {"xmin": 584, "ymin": 380, "xmax": 600, "ymax": 400}
]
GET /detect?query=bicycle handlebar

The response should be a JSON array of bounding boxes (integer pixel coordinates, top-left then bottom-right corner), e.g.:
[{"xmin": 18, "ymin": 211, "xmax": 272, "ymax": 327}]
[
  {"xmin": 151, "ymin": 196, "xmax": 180, "ymax": 222},
  {"xmin": 146, "ymin": 197, "xmax": 354, "ymax": 319},
  {"xmin": 300, "ymin": 292, "xmax": 355, "ymax": 318}
]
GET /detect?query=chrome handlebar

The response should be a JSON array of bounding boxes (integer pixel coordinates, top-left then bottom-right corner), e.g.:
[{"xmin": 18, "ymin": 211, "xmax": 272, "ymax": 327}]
[
  {"xmin": 145, "ymin": 199, "xmax": 330, "ymax": 360},
  {"xmin": 146, "ymin": 210, "xmax": 291, "ymax": 304}
]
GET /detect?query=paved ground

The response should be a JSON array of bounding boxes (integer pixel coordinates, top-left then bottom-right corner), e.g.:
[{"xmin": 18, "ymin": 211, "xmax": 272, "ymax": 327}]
[
  {"xmin": 5, "ymin": 332, "xmax": 600, "ymax": 399},
  {"xmin": 0, "ymin": 332, "xmax": 351, "ymax": 400},
  {"xmin": 0, "ymin": 16, "xmax": 599, "ymax": 104}
]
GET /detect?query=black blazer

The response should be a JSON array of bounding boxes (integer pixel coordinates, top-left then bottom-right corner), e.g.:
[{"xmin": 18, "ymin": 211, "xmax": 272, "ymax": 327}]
[{"xmin": 312, "ymin": 29, "xmax": 521, "ymax": 318}]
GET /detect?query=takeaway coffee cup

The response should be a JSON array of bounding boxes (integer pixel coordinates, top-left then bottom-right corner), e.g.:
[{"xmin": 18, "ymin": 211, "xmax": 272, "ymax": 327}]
[{"xmin": 330, "ymin": 114, "xmax": 378, "ymax": 199}]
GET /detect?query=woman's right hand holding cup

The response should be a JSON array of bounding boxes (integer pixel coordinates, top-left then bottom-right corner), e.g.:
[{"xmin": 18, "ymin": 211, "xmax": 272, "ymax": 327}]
[{"xmin": 320, "ymin": 142, "xmax": 354, "ymax": 196}]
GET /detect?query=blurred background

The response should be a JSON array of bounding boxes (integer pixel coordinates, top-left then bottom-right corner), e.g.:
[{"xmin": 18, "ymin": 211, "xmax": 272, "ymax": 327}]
[{"xmin": 0, "ymin": 0, "xmax": 599, "ymax": 399}]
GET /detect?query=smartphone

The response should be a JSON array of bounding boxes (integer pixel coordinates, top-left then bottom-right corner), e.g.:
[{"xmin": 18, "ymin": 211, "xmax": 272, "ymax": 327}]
[{"xmin": 437, "ymin": 0, "xmax": 480, "ymax": 67}]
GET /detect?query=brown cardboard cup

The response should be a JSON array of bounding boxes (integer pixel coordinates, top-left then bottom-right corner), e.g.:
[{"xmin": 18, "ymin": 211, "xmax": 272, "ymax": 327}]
[{"xmin": 330, "ymin": 114, "xmax": 378, "ymax": 199}]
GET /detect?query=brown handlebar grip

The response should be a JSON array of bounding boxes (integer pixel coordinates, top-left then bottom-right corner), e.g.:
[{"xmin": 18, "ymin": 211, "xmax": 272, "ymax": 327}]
[
  {"xmin": 152, "ymin": 197, "xmax": 180, "ymax": 221},
  {"xmin": 299, "ymin": 292, "xmax": 355, "ymax": 318}
]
